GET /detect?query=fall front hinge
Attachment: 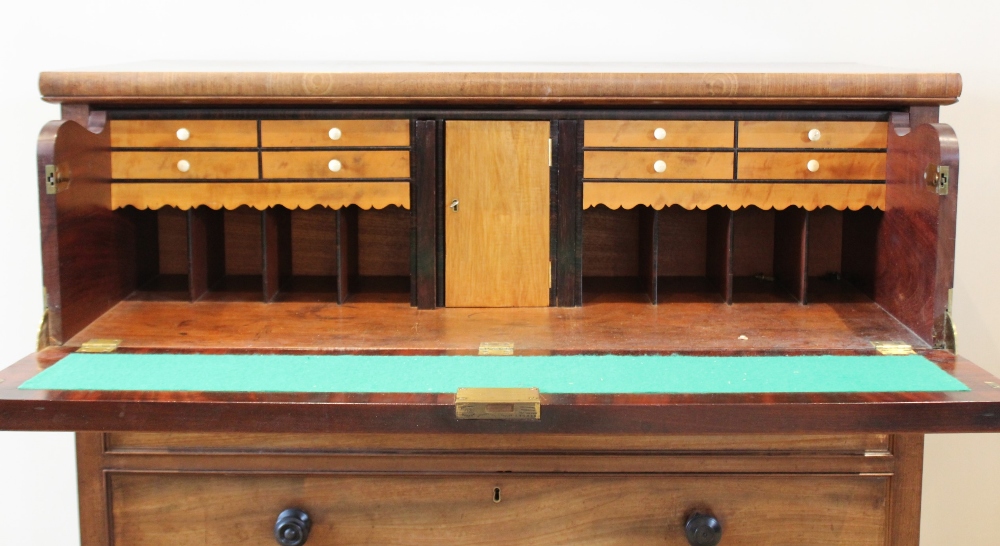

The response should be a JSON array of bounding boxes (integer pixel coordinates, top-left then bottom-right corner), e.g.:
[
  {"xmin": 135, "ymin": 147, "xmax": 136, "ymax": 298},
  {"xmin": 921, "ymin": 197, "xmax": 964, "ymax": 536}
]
[{"xmin": 925, "ymin": 164, "xmax": 950, "ymax": 196}]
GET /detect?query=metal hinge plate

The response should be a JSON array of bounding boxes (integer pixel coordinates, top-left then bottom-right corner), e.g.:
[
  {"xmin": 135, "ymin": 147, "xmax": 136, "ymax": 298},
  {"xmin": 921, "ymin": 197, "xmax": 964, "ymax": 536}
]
[
  {"xmin": 78, "ymin": 339, "xmax": 122, "ymax": 353},
  {"xmin": 872, "ymin": 341, "xmax": 916, "ymax": 355},
  {"xmin": 45, "ymin": 164, "xmax": 69, "ymax": 194},
  {"xmin": 456, "ymin": 387, "xmax": 540, "ymax": 420},
  {"xmin": 925, "ymin": 164, "xmax": 949, "ymax": 195}
]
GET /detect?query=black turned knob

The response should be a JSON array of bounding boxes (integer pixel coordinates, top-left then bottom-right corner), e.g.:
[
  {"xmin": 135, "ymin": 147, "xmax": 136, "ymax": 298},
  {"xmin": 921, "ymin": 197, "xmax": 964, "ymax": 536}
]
[
  {"xmin": 274, "ymin": 508, "xmax": 312, "ymax": 546},
  {"xmin": 685, "ymin": 512, "xmax": 722, "ymax": 546}
]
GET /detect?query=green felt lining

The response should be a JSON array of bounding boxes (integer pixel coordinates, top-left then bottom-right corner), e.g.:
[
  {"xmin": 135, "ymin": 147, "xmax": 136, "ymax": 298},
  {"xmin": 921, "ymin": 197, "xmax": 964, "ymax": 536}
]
[{"xmin": 18, "ymin": 353, "xmax": 969, "ymax": 394}]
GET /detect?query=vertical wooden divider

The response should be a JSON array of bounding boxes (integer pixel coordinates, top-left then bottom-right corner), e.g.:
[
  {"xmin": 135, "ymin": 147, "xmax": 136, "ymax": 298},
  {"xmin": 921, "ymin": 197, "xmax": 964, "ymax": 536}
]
[
  {"xmin": 336, "ymin": 206, "xmax": 359, "ymax": 304},
  {"xmin": 773, "ymin": 208, "xmax": 809, "ymax": 304},
  {"xmin": 555, "ymin": 120, "xmax": 583, "ymax": 307},
  {"xmin": 187, "ymin": 207, "xmax": 224, "ymax": 302},
  {"xmin": 413, "ymin": 120, "xmax": 437, "ymax": 309},
  {"xmin": 638, "ymin": 207, "xmax": 659, "ymax": 305},
  {"xmin": 706, "ymin": 206, "xmax": 734, "ymax": 305},
  {"xmin": 262, "ymin": 206, "xmax": 292, "ymax": 302}
]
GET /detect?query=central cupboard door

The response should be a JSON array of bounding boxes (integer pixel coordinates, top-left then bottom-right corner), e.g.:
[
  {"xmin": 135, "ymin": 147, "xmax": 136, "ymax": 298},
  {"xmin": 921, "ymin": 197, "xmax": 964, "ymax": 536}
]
[{"xmin": 445, "ymin": 121, "xmax": 551, "ymax": 307}]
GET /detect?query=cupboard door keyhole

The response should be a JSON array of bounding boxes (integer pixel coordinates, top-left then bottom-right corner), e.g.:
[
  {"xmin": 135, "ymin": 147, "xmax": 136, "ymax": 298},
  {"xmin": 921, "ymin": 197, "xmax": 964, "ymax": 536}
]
[{"xmin": 493, "ymin": 487, "xmax": 501, "ymax": 503}]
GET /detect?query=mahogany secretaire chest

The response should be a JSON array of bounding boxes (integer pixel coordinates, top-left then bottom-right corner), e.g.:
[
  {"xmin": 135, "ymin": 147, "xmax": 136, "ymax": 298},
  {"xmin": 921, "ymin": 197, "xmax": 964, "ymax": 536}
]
[{"xmin": 1, "ymin": 64, "xmax": 999, "ymax": 546}]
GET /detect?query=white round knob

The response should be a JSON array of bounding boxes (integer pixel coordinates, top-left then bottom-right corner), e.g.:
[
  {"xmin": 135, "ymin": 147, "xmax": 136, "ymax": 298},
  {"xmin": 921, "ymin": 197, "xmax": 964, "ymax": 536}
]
[
  {"xmin": 653, "ymin": 160, "xmax": 667, "ymax": 173},
  {"xmin": 807, "ymin": 159, "xmax": 820, "ymax": 172},
  {"xmin": 328, "ymin": 127, "xmax": 342, "ymax": 141},
  {"xmin": 808, "ymin": 128, "xmax": 822, "ymax": 142},
  {"xmin": 328, "ymin": 159, "xmax": 342, "ymax": 172},
  {"xmin": 176, "ymin": 128, "xmax": 190, "ymax": 141},
  {"xmin": 176, "ymin": 159, "xmax": 191, "ymax": 173},
  {"xmin": 653, "ymin": 127, "xmax": 667, "ymax": 140}
]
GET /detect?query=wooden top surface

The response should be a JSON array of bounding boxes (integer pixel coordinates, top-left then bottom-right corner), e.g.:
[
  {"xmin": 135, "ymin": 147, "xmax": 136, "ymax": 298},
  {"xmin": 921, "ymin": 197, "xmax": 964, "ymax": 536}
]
[{"xmin": 39, "ymin": 62, "xmax": 962, "ymax": 106}]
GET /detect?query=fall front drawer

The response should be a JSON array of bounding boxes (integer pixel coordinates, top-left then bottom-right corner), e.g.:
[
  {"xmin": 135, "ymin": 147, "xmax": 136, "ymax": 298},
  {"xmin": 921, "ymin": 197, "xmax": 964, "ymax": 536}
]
[{"xmin": 110, "ymin": 473, "xmax": 888, "ymax": 546}]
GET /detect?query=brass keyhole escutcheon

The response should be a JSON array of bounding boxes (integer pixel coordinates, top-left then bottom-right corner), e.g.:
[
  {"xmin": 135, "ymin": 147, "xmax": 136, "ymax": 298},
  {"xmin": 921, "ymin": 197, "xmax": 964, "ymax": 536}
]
[
  {"xmin": 450, "ymin": 199, "xmax": 459, "ymax": 212},
  {"xmin": 493, "ymin": 487, "xmax": 501, "ymax": 503}
]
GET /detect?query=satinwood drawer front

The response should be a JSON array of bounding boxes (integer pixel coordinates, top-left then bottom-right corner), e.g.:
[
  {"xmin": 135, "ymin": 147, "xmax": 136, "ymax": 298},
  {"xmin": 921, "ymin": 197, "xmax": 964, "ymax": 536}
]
[
  {"xmin": 262, "ymin": 150, "xmax": 410, "ymax": 179},
  {"xmin": 737, "ymin": 152, "xmax": 886, "ymax": 180},
  {"xmin": 583, "ymin": 151, "xmax": 733, "ymax": 179},
  {"xmin": 110, "ymin": 120, "xmax": 258, "ymax": 148},
  {"xmin": 584, "ymin": 120, "xmax": 735, "ymax": 148},
  {"xmin": 261, "ymin": 120, "xmax": 410, "ymax": 147},
  {"xmin": 110, "ymin": 473, "xmax": 888, "ymax": 546},
  {"xmin": 738, "ymin": 121, "xmax": 888, "ymax": 149},
  {"xmin": 111, "ymin": 151, "xmax": 259, "ymax": 179}
]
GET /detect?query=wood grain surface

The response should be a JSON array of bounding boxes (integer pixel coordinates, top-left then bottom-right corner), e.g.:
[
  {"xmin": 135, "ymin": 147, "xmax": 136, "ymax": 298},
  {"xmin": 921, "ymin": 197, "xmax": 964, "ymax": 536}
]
[
  {"xmin": 445, "ymin": 121, "xmax": 550, "ymax": 307},
  {"xmin": 737, "ymin": 152, "xmax": 886, "ymax": 180},
  {"xmin": 111, "ymin": 182, "xmax": 410, "ymax": 210},
  {"xmin": 583, "ymin": 151, "xmax": 734, "ymax": 179},
  {"xmin": 112, "ymin": 151, "xmax": 258, "ymax": 179},
  {"xmin": 262, "ymin": 151, "xmax": 410, "ymax": 178},
  {"xmin": 261, "ymin": 119, "xmax": 410, "ymax": 147},
  {"xmin": 738, "ymin": 121, "xmax": 888, "ymax": 149},
  {"xmin": 110, "ymin": 120, "xmax": 257, "ymax": 148},
  {"xmin": 108, "ymin": 473, "xmax": 888, "ymax": 546},
  {"xmin": 584, "ymin": 120, "xmax": 735, "ymax": 148},
  {"xmin": 38, "ymin": 69, "xmax": 963, "ymax": 106},
  {"xmin": 583, "ymin": 182, "xmax": 886, "ymax": 211}
]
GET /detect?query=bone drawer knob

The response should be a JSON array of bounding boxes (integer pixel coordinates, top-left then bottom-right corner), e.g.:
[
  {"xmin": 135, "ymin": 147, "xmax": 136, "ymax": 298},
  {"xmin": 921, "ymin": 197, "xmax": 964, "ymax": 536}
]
[
  {"xmin": 329, "ymin": 127, "xmax": 342, "ymax": 140},
  {"xmin": 807, "ymin": 159, "xmax": 820, "ymax": 172},
  {"xmin": 654, "ymin": 127, "xmax": 667, "ymax": 140},
  {"xmin": 176, "ymin": 159, "xmax": 191, "ymax": 173},
  {"xmin": 176, "ymin": 128, "xmax": 190, "ymax": 141},
  {"xmin": 328, "ymin": 159, "xmax": 342, "ymax": 172},
  {"xmin": 808, "ymin": 128, "xmax": 822, "ymax": 142},
  {"xmin": 653, "ymin": 160, "xmax": 667, "ymax": 173}
]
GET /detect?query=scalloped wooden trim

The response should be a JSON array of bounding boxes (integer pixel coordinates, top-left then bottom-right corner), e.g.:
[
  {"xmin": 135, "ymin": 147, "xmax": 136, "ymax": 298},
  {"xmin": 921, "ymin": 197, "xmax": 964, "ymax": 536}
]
[
  {"xmin": 111, "ymin": 182, "xmax": 410, "ymax": 210},
  {"xmin": 583, "ymin": 182, "xmax": 885, "ymax": 211}
]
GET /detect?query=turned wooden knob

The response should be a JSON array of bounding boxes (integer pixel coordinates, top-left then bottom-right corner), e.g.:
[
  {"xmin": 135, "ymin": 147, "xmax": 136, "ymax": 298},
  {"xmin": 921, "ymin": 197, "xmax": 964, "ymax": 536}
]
[
  {"xmin": 653, "ymin": 160, "xmax": 667, "ymax": 173},
  {"xmin": 274, "ymin": 508, "xmax": 311, "ymax": 546},
  {"xmin": 176, "ymin": 159, "xmax": 191, "ymax": 173},
  {"xmin": 654, "ymin": 127, "xmax": 667, "ymax": 140},
  {"xmin": 328, "ymin": 159, "xmax": 342, "ymax": 172},
  {"xmin": 685, "ymin": 512, "xmax": 722, "ymax": 546},
  {"xmin": 807, "ymin": 159, "xmax": 820, "ymax": 172},
  {"xmin": 808, "ymin": 128, "xmax": 822, "ymax": 142},
  {"xmin": 329, "ymin": 127, "xmax": 342, "ymax": 140},
  {"xmin": 176, "ymin": 127, "xmax": 190, "ymax": 141}
]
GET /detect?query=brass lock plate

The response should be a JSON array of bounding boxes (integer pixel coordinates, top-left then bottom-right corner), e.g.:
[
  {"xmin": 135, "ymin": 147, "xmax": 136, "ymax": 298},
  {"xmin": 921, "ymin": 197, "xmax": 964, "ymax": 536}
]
[{"xmin": 456, "ymin": 387, "xmax": 540, "ymax": 420}]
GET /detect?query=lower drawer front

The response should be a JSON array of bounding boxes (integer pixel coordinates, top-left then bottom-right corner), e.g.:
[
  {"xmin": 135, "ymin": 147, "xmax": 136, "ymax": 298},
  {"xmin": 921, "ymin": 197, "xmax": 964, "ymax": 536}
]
[{"xmin": 111, "ymin": 473, "xmax": 887, "ymax": 545}]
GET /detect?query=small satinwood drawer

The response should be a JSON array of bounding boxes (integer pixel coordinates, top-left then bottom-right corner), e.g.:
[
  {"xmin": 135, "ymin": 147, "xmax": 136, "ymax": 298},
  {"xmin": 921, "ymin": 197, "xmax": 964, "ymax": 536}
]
[
  {"xmin": 737, "ymin": 152, "xmax": 886, "ymax": 180},
  {"xmin": 584, "ymin": 120, "xmax": 735, "ymax": 148},
  {"xmin": 111, "ymin": 151, "xmax": 259, "ymax": 179},
  {"xmin": 262, "ymin": 150, "xmax": 410, "ymax": 179},
  {"xmin": 738, "ymin": 121, "xmax": 888, "ymax": 149},
  {"xmin": 110, "ymin": 473, "xmax": 889, "ymax": 546},
  {"xmin": 584, "ymin": 151, "xmax": 733, "ymax": 179},
  {"xmin": 110, "ymin": 120, "xmax": 258, "ymax": 148},
  {"xmin": 261, "ymin": 119, "xmax": 410, "ymax": 147}
]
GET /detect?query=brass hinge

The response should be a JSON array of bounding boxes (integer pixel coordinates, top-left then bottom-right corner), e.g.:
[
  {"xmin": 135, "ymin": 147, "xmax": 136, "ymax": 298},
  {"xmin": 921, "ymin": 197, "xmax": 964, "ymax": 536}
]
[
  {"xmin": 78, "ymin": 339, "xmax": 122, "ymax": 353},
  {"xmin": 456, "ymin": 387, "xmax": 540, "ymax": 420},
  {"xmin": 45, "ymin": 164, "xmax": 69, "ymax": 194},
  {"xmin": 925, "ymin": 164, "xmax": 949, "ymax": 195},
  {"xmin": 479, "ymin": 342, "xmax": 514, "ymax": 356},
  {"xmin": 872, "ymin": 341, "xmax": 916, "ymax": 355}
]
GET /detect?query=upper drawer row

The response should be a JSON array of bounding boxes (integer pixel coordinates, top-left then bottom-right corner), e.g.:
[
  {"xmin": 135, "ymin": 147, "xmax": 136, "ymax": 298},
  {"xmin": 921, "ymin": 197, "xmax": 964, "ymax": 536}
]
[
  {"xmin": 584, "ymin": 120, "xmax": 888, "ymax": 149},
  {"xmin": 109, "ymin": 120, "xmax": 411, "ymax": 148}
]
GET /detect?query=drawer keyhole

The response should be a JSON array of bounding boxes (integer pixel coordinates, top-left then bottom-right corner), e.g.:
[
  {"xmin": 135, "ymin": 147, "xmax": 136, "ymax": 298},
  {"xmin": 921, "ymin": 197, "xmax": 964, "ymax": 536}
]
[{"xmin": 493, "ymin": 487, "xmax": 501, "ymax": 503}]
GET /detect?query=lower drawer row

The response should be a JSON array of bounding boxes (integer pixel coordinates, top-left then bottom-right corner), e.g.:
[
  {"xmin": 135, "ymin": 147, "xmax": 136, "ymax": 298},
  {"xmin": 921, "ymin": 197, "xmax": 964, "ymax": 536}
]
[{"xmin": 111, "ymin": 472, "xmax": 888, "ymax": 546}]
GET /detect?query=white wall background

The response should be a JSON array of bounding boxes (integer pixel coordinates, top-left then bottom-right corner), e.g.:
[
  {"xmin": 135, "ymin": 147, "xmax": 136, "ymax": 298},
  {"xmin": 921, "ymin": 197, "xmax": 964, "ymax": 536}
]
[{"xmin": 1, "ymin": 1, "xmax": 997, "ymax": 544}]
